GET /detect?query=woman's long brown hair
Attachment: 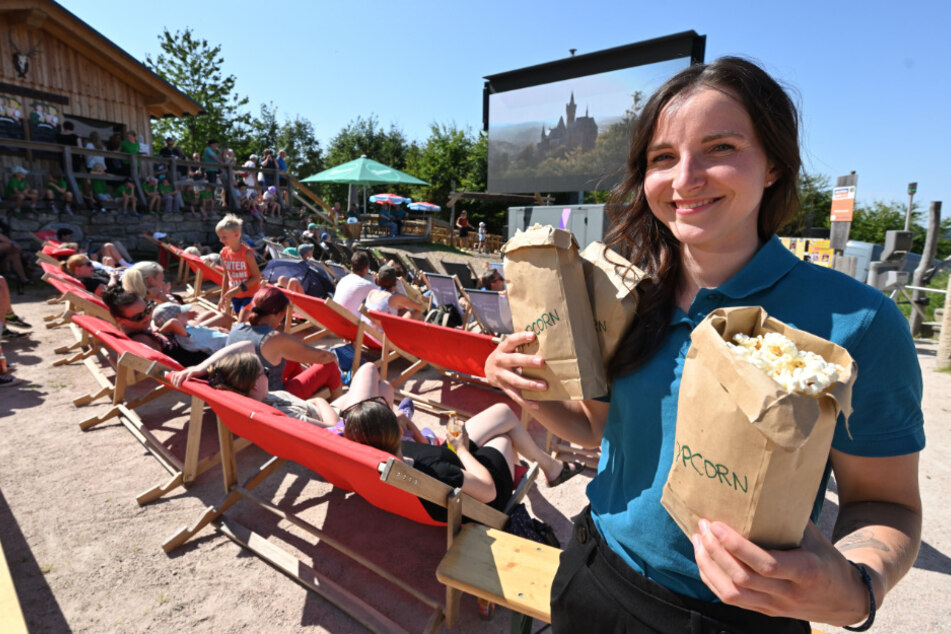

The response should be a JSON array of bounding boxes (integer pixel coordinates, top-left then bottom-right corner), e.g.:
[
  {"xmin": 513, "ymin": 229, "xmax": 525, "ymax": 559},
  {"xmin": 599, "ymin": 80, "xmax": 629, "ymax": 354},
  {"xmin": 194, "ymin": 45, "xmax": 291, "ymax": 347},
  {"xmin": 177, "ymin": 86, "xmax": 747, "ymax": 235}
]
[{"xmin": 604, "ymin": 57, "xmax": 801, "ymax": 379}]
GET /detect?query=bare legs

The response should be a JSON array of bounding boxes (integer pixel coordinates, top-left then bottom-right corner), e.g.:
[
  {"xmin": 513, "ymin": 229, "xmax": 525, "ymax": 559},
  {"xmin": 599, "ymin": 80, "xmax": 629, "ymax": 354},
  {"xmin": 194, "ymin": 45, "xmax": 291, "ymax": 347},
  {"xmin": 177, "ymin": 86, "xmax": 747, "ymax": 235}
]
[{"xmin": 465, "ymin": 403, "xmax": 566, "ymax": 482}]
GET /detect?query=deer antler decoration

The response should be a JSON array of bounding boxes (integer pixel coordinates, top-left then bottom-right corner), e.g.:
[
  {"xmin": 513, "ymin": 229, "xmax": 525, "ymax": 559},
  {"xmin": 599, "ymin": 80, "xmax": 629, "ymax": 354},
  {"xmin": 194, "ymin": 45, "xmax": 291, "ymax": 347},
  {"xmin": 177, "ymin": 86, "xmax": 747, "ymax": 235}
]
[{"xmin": 9, "ymin": 29, "xmax": 43, "ymax": 79}]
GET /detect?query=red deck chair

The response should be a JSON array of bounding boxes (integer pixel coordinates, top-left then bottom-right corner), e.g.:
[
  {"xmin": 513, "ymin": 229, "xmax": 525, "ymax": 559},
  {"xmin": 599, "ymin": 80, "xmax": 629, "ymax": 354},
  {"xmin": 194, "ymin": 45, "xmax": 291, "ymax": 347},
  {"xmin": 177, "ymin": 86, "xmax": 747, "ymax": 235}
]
[
  {"xmin": 71, "ymin": 317, "xmax": 254, "ymax": 505},
  {"xmin": 277, "ymin": 287, "xmax": 391, "ymax": 369},
  {"xmin": 180, "ymin": 252, "xmax": 225, "ymax": 303},
  {"xmin": 162, "ymin": 376, "xmax": 537, "ymax": 633},
  {"xmin": 365, "ymin": 308, "xmax": 500, "ymax": 418},
  {"xmin": 42, "ymin": 271, "xmax": 115, "ymax": 335}
]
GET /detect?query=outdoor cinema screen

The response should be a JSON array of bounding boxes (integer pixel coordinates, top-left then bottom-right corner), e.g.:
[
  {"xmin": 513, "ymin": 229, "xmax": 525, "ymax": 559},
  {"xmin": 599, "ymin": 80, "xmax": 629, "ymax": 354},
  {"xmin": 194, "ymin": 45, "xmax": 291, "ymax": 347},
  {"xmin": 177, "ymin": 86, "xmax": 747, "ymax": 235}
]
[{"xmin": 484, "ymin": 31, "xmax": 704, "ymax": 194}]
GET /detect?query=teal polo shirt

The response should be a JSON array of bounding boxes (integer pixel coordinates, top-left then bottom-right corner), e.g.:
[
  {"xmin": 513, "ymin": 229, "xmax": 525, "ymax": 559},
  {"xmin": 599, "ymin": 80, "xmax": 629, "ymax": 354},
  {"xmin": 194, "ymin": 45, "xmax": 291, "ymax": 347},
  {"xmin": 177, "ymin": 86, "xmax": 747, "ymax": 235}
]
[{"xmin": 587, "ymin": 235, "xmax": 925, "ymax": 601}]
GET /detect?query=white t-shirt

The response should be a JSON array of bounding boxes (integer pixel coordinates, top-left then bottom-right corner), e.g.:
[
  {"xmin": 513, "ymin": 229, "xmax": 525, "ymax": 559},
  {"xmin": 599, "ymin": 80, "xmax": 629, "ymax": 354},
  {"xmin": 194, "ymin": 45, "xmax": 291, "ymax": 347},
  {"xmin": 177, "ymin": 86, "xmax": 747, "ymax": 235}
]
[{"xmin": 332, "ymin": 273, "xmax": 375, "ymax": 317}]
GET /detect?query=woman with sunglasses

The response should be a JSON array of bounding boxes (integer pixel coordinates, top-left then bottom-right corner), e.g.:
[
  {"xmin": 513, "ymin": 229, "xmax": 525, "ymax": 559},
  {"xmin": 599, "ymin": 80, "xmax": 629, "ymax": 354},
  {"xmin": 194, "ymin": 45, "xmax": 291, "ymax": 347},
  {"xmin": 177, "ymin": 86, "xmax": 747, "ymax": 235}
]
[
  {"xmin": 102, "ymin": 286, "xmax": 209, "ymax": 367},
  {"xmin": 478, "ymin": 269, "xmax": 505, "ymax": 292},
  {"xmin": 61, "ymin": 253, "xmax": 115, "ymax": 296}
]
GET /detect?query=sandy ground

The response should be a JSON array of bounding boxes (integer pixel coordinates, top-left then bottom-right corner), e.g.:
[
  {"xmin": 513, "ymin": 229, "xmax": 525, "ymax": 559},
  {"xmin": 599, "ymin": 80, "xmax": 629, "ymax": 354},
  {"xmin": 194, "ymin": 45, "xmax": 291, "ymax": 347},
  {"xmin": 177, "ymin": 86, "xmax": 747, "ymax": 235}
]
[{"xmin": 1, "ymin": 252, "xmax": 949, "ymax": 633}]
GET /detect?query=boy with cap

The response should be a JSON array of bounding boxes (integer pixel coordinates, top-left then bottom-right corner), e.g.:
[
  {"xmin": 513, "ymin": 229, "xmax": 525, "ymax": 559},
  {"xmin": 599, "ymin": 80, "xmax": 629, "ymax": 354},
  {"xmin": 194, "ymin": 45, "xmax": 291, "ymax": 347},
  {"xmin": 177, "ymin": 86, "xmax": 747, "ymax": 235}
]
[{"xmin": 4, "ymin": 166, "xmax": 38, "ymax": 213}]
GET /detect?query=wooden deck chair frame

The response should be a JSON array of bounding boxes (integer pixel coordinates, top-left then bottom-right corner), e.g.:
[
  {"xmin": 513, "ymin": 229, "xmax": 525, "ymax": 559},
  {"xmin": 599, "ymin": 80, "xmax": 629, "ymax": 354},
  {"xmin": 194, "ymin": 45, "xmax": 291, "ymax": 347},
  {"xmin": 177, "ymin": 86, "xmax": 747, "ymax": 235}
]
[
  {"xmin": 364, "ymin": 308, "xmax": 501, "ymax": 420},
  {"xmin": 161, "ymin": 386, "xmax": 538, "ymax": 633},
  {"xmin": 90, "ymin": 350, "xmax": 252, "ymax": 505},
  {"xmin": 142, "ymin": 234, "xmax": 189, "ymax": 285},
  {"xmin": 180, "ymin": 252, "xmax": 229, "ymax": 309},
  {"xmin": 324, "ymin": 260, "xmax": 349, "ymax": 282},
  {"xmin": 277, "ymin": 288, "xmax": 397, "ymax": 369}
]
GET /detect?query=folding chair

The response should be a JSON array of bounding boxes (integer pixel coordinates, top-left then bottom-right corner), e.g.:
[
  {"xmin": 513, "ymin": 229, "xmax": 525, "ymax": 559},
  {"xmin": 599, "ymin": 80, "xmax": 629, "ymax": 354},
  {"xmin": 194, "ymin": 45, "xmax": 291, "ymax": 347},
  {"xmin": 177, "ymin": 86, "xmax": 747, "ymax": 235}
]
[
  {"xmin": 439, "ymin": 260, "xmax": 478, "ymax": 289},
  {"xmin": 277, "ymin": 287, "xmax": 393, "ymax": 370},
  {"xmin": 324, "ymin": 261, "xmax": 349, "ymax": 282},
  {"xmin": 465, "ymin": 289, "xmax": 514, "ymax": 336},
  {"xmin": 377, "ymin": 249, "xmax": 417, "ymax": 282},
  {"xmin": 99, "ymin": 348, "xmax": 253, "ymax": 505},
  {"xmin": 162, "ymin": 377, "xmax": 538, "ymax": 633},
  {"xmin": 421, "ymin": 272, "xmax": 470, "ymax": 326},
  {"xmin": 365, "ymin": 308, "xmax": 500, "ymax": 419},
  {"xmin": 407, "ymin": 254, "xmax": 439, "ymax": 275},
  {"xmin": 180, "ymin": 252, "xmax": 226, "ymax": 304}
]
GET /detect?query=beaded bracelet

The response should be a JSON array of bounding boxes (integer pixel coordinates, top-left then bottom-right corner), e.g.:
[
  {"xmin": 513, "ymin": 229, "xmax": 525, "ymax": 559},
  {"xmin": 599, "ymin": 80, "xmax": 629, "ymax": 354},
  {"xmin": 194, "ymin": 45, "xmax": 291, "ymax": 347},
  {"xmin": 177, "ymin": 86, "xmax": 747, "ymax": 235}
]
[{"xmin": 843, "ymin": 561, "xmax": 876, "ymax": 632}]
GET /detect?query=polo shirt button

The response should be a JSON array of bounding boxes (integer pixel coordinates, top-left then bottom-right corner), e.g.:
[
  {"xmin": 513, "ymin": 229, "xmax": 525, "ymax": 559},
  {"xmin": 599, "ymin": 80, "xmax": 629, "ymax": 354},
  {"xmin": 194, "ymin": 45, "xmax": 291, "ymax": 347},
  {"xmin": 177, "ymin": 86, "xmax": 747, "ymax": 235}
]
[
  {"xmin": 708, "ymin": 293, "xmax": 721, "ymax": 301},
  {"xmin": 577, "ymin": 525, "xmax": 588, "ymax": 544}
]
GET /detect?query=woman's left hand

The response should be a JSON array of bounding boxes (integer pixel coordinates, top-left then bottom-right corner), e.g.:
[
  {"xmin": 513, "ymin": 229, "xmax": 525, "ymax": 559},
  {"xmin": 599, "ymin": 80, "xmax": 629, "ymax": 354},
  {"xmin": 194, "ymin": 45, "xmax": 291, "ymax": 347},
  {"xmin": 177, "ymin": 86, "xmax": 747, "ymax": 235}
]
[
  {"xmin": 693, "ymin": 520, "xmax": 868, "ymax": 626},
  {"xmin": 447, "ymin": 425, "xmax": 469, "ymax": 453}
]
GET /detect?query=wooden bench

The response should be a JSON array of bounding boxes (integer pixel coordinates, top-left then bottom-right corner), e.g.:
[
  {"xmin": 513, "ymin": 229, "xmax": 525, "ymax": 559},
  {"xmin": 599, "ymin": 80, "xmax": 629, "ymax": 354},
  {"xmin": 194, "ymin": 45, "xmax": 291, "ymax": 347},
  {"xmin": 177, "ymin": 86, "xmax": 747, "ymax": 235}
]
[
  {"xmin": 438, "ymin": 527, "xmax": 835, "ymax": 633},
  {"xmin": 437, "ymin": 523, "xmax": 559, "ymax": 627}
]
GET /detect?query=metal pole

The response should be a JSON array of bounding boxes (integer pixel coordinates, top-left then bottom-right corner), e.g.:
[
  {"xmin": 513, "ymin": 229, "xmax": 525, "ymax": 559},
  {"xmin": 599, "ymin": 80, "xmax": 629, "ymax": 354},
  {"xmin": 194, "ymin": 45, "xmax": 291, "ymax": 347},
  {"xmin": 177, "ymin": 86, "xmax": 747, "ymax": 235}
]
[
  {"xmin": 909, "ymin": 201, "xmax": 942, "ymax": 336},
  {"xmin": 449, "ymin": 179, "xmax": 456, "ymax": 248},
  {"xmin": 904, "ymin": 182, "xmax": 917, "ymax": 231}
]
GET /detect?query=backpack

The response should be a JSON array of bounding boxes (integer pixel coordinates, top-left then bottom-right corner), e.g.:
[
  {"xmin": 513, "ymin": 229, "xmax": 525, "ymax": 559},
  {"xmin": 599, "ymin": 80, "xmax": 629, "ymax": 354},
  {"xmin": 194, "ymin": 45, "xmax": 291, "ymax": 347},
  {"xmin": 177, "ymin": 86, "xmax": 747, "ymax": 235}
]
[
  {"xmin": 424, "ymin": 303, "xmax": 462, "ymax": 328},
  {"xmin": 503, "ymin": 503, "xmax": 561, "ymax": 548}
]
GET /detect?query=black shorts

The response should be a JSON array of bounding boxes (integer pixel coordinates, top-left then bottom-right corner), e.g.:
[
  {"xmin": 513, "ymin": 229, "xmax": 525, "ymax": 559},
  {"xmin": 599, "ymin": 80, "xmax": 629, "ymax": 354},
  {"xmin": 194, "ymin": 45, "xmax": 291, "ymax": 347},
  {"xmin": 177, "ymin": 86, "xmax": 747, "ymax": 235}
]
[
  {"xmin": 550, "ymin": 507, "xmax": 811, "ymax": 634},
  {"xmin": 471, "ymin": 443, "xmax": 513, "ymax": 513}
]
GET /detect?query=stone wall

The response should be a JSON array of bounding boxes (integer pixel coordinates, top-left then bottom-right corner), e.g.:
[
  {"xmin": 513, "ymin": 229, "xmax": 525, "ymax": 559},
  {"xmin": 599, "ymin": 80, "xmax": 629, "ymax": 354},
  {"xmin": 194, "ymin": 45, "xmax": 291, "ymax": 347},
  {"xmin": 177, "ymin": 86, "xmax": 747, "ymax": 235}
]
[{"xmin": 1, "ymin": 209, "xmax": 307, "ymax": 257}]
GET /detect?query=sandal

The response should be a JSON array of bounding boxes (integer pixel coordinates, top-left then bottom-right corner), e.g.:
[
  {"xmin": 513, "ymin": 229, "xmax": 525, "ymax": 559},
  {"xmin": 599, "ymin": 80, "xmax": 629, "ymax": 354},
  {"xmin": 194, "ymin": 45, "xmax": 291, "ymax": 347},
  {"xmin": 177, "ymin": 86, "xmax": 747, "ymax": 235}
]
[{"xmin": 547, "ymin": 461, "xmax": 585, "ymax": 487}]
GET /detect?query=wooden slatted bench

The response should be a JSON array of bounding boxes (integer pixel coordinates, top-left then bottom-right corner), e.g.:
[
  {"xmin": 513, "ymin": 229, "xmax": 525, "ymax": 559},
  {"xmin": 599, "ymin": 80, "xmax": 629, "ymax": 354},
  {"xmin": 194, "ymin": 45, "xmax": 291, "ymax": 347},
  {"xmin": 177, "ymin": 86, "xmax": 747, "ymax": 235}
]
[
  {"xmin": 437, "ymin": 523, "xmax": 559, "ymax": 628},
  {"xmin": 437, "ymin": 526, "xmax": 834, "ymax": 633}
]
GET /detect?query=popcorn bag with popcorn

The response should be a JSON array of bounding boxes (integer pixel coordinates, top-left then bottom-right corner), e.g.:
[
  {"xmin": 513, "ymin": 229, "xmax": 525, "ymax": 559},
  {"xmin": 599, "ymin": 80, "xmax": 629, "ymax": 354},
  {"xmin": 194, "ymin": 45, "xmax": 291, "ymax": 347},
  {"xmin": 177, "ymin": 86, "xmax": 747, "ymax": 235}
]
[
  {"xmin": 502, "ymin": 225, "xmax": 608, "ymax": 400},
  {"xmin": 579, "ymin": 241, "xmax": 649, "ymax": 373},
  {"xmin": 661, "ymin": 306, "xmax": 856, "ymax": 549}
]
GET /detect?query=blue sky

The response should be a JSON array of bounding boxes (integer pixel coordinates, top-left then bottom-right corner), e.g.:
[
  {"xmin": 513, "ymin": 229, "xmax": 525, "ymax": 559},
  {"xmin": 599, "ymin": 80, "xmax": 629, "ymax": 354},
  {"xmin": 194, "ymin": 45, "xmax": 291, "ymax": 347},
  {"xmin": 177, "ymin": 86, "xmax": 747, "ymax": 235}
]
[{"xmin": 63, "ymin": 0, "xmax": 948, "ymax": 212}]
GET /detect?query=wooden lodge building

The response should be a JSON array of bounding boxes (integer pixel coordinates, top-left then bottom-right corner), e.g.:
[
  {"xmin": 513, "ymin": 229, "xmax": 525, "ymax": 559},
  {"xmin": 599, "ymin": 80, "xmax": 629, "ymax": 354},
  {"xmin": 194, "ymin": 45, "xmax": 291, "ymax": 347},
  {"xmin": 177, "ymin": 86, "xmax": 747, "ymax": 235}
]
[{"xmin": 0, "ymin": 0, "xmax": 202, "ymax": 209}]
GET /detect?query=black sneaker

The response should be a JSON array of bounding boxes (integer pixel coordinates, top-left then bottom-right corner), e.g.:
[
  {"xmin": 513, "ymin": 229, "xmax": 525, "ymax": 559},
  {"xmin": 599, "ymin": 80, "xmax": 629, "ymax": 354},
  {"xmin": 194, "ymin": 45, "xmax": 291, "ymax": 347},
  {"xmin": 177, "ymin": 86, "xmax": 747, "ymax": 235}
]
[
  {"xmin": 5, "ymin": 314, "xmax": 31, "ymax": 329},
  {"xmin": 0, "ymin": 375, "xmax": 24, "ymax": 388},
  {"xmin": 2, "ymin": 328, "xmax": 28, "ymax": 339}
]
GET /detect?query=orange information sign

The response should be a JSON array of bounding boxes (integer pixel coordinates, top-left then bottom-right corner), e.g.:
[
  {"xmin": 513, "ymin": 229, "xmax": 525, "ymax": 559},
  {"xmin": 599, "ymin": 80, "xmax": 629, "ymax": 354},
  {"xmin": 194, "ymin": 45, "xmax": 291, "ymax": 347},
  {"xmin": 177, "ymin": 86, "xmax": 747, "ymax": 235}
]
[{"xmin": 830, "ymin": 186, "xmax": 856, "ymax": 221}]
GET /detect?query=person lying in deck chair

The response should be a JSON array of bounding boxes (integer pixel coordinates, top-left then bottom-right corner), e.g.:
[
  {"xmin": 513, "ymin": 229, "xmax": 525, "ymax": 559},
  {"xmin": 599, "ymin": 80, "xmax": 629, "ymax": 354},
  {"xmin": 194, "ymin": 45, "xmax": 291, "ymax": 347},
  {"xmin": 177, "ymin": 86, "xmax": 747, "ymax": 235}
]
[
  {"xmin": 167, "ymin": 349, "xmax": 434, "ymax": 443},
  {"xmin": 345, "ymin": 401, "xmax": 586, "ymax": 521}
]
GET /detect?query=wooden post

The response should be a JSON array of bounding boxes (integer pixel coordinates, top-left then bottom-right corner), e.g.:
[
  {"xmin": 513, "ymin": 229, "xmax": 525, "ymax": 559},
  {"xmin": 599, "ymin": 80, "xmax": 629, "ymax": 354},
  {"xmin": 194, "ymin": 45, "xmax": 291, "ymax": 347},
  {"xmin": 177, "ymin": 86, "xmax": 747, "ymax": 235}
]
[
  {"xmin": 909, "ymin": 202, "xmax": 942, "ymax": 335},
  {"xmin": 937, "ymin": 273, "xmax": 951, "ymax": 368}
]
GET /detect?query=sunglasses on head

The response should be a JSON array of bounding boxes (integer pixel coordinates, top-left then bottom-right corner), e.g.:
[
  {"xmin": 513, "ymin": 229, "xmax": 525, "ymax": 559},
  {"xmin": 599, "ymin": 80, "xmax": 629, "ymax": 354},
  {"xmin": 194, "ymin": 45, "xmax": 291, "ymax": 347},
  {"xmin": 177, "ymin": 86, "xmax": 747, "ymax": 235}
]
[{"xmin": 340, "ymin": 396, "xmax": 389, "ymax": 419}]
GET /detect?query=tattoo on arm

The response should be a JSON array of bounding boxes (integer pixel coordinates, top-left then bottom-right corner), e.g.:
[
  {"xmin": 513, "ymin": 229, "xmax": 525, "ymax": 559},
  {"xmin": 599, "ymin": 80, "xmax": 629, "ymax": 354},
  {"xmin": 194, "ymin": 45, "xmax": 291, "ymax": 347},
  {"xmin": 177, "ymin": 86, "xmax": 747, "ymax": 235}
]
[{"xmin": 836, "ymin": 529, "xmax": 892, "ymax": 553}]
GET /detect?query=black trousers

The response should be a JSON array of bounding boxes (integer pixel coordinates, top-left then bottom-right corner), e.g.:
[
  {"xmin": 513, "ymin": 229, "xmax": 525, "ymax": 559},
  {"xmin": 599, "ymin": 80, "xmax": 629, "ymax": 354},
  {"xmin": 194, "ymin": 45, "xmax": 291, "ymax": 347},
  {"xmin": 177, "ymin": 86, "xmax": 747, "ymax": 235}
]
[{"xmin": 550, "ymin": 507, "xmax": 811, "ymax": 634}]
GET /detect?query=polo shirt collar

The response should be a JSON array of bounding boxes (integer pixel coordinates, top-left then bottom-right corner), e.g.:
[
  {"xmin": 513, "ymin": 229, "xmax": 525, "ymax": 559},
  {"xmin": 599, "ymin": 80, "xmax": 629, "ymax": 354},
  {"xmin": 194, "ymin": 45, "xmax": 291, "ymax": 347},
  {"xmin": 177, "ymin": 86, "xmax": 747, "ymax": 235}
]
[{"xmin": 718, "ymin": 235, "xmax": 798, "ymax": 300}]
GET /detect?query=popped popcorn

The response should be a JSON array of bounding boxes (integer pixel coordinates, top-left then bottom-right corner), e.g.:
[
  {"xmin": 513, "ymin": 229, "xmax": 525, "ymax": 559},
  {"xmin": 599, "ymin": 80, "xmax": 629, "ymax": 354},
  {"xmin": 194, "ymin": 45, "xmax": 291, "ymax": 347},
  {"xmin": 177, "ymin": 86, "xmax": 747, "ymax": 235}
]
[{"xmin": 727, "ymin": 332, "xmax": 844, "ymax": 396}]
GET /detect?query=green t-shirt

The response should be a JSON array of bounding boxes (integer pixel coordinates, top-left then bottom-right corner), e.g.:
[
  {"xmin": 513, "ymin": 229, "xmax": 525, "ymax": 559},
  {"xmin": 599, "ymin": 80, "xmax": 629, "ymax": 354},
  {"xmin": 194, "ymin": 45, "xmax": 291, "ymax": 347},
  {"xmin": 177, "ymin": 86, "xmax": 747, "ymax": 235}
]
[
  {"xmin": 119, "ymin": 139, "xmax": 139, "ymax": 165},
  {"xmin": 91, "ymin": 179, "xmax": 110, "ymax": 195},
  {"xmin": 116, "ymin": 183, "xmax": 134, "ymax": 196},
  {"xmin": 182, "ymin": 188, "xmax": 197, "ymax": 202},
  {"xmin": 158, "ymin": 182, "xmax": 174, "ymax": 195},
  {"xmin": 198, "ymin": 189, "xmax": 213, "ymax": 200},
  {"xmin": 47, "ymin": 178, "xmax": 66, "ymax": 192},
  {"xmin": 4, "ymin": 176, "xmax": 27, "ymax": 196},
  {"xmin": 143, "ymin": 182, "xmax": 157, "ymax": 194}
]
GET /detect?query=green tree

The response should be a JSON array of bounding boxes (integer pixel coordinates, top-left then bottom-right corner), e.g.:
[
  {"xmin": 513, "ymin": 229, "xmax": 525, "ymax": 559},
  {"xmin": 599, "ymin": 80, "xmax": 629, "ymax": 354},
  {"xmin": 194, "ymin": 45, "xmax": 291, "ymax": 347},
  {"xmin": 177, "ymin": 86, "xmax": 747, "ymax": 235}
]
[
  {"xmin": 778, "ymin": 171, "xmax": 833, "ymax": 236},
  {"xmin": 145, "ymin": 28, "xmax": 252, "ymax": 156},
  {"xmin": 248, "ymin": 103, "xmax": 323, "ymax": 180}
]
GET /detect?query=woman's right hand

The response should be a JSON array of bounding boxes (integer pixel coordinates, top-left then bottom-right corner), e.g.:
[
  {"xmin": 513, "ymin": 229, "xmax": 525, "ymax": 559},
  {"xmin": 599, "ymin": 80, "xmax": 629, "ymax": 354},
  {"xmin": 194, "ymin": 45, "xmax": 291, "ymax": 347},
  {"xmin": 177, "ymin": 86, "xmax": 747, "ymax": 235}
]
[
  {"xmin": 484, "ymin": 331, "xmax": 547, "ymax": 410},
  {"xmin": 165, "ymin": 368, "xmax": 198, "ymax": 387}
]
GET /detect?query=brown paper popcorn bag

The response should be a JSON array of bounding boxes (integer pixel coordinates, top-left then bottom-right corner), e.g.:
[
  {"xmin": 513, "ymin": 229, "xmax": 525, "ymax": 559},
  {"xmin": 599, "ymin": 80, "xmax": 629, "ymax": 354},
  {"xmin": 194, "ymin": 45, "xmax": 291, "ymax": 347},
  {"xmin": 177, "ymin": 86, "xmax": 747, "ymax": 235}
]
[
  {"xmin": 502, "ymin": 225, "xmax": 608, "ymax": 400},
  {"xmin": 660, "ymin": 306, "xmax": 856, "ymax": 549},
  {"xmin": 580, "ymin": 241, "xmax": 649, "ymax": 372}
]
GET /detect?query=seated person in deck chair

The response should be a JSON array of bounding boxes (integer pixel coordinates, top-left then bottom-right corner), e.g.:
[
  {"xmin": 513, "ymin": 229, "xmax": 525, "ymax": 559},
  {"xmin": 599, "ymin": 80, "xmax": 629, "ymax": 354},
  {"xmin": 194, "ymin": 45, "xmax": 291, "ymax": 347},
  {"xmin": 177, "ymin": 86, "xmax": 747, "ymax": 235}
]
[
  {"xmin": 102, "ymin": 286, "xmax": 209, "ymax": 367},
  {"xmin": 331, "ymin": 250, "xmax": 375, "ymax": 317},
  {"xmin": 363, "ymin": 265, "xmax": 427, "ymax": 323},
  {"xmin": 167, "ymin": 349, "xmax": 432, "ymax": 442},
  {"xmin": 345, "ymin": 401, "xmax": 586, "ymax": 521},
  {"xmin": 60, "ymin": 253, "xmax": 116, "ymax": 296},
  {"xmin": 227, "ymin": 286, "xmax": 344, "ymax": 402}
]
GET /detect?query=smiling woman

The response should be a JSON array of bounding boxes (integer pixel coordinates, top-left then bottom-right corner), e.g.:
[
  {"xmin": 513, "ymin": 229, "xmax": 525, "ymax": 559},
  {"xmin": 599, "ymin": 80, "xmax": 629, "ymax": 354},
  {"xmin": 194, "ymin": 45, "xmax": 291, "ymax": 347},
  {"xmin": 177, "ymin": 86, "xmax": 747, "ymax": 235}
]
[{"xmin": 485, "ymin": 57, "xmax": 924, "ymax": 633}]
